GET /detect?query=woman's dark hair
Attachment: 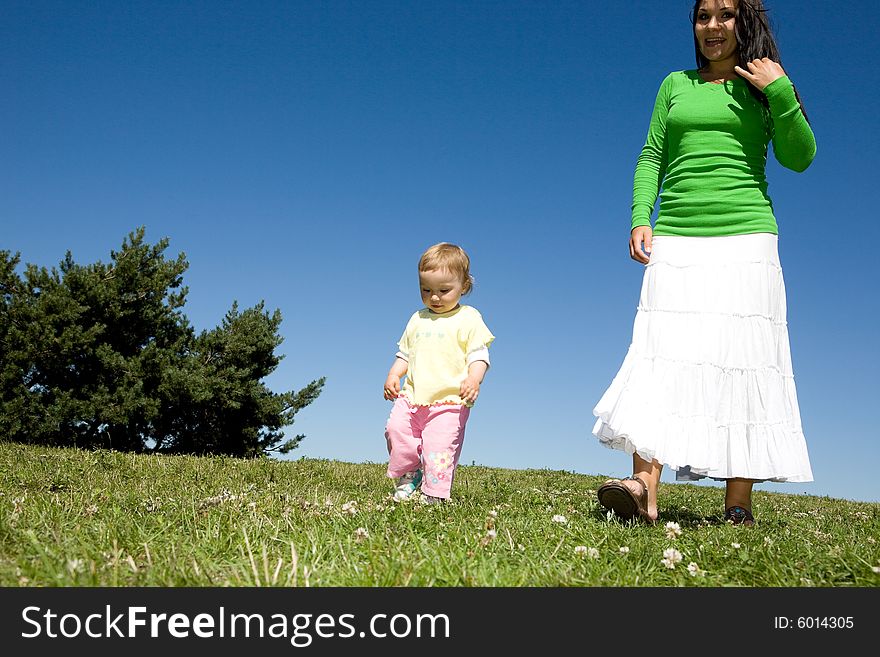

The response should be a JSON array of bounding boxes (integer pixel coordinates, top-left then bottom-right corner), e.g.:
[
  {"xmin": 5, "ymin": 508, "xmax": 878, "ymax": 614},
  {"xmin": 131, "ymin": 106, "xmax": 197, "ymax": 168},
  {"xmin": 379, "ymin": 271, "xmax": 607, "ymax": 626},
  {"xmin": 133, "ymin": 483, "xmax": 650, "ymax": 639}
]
[{"xmin": 691, "ymin": 0, "xmax": 808, "ymax": 122}]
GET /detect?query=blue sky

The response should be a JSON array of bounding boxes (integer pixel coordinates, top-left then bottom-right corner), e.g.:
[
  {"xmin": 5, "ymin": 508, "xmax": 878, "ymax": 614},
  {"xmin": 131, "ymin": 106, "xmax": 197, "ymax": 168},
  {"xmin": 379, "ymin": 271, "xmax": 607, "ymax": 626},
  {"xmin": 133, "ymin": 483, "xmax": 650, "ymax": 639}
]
[{"xmin": 3, "ymin": 1, "xmax": 877, "ymax": 503}]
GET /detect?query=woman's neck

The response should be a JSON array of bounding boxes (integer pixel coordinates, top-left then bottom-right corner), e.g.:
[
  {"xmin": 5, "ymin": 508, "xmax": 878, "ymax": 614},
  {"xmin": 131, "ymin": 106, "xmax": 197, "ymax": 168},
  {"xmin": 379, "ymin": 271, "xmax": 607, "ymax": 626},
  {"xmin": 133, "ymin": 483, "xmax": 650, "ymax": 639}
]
[
  {"xmin": 699, "ymin": 62, "xmax": 738, "ymax": 83},
  {"xmin": 699, "ymin": 53, "xmax": 739, "ymax": 82}
]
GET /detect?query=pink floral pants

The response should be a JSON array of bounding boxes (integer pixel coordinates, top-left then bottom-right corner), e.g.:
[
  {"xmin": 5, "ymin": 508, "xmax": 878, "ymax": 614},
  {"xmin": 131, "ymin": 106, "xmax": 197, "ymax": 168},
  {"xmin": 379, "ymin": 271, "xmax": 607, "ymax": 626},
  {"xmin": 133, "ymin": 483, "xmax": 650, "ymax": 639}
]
[{"xmin": 385, "ymin": 397, "xmax": 470, "ymax": 499}]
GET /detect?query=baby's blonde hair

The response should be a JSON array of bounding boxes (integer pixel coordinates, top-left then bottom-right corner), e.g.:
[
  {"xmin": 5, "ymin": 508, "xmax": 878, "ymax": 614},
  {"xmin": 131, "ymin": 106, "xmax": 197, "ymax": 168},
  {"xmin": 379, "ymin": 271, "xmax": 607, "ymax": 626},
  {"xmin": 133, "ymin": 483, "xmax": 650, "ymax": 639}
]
[{"xmin": 418, "ymin": 242, "xmax": 474, "ymax": 295}]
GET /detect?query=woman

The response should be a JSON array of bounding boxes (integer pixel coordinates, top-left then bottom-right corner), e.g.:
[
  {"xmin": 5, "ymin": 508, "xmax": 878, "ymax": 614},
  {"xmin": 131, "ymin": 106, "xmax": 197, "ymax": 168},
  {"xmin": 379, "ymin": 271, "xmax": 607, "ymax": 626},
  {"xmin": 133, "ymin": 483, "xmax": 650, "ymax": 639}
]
[{"xmin": 592, "ymin": 0, "xmax": 815, "ymax": 525}]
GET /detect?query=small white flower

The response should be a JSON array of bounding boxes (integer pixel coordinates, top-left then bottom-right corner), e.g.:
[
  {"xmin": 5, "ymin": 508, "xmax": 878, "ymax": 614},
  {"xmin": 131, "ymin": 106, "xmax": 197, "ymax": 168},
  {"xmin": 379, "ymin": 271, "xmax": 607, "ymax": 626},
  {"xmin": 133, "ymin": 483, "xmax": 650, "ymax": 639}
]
[
  {"xmin": 665, "ymin": 521, "xmax": 682, "ymax": 539},
  {"xmin": 661, "ymin": 548, "xmax": 683, "ymax": 569},
  {"xmin": 341, "ymin": 501, "xmax": 358, "ymax": 515},
  {"xmin": 67, "ymin": 558, "xmax": 85, "ymax": 574},
  {"xmin": 488, "ymin": 509, "xmax": 498, "ymax": 518},
  {"xmin": 731, "ymin": 542, "xmax": 741, "ymax": 549},
  {"xmin": 764, "ymin": 536, "xmax": 773, "ymax": 545},
  {"xmin": 574, "ymin": 545, "xmax": 588, "ymax": 555},
  {"xmin": 619, "ymin": 546, "xmax": 630, "ymax": 554},
  {"xmin": 871, "ymin": 566, "xmax": 880, "ymax": 574},
  {"xmin": 354, "ymin": 527, "xmax": 369, "ymax": 541},
  {"xmin": 587, "ymin": 547, "xmax": 600, "ymax": 559},
  {"xmin": 867, "ymin": 537, "xmax": 876, "ymax": 544},
  {"xmin": 12, "ymin": 496, "xmax": 26, "ymax": 513},
  {"xmin": 552, "ymin": 514, "xmax": 567, "ymax": 524},
  {"xmin": 479, "ymin": 528, "xmax": 497, "ymax": 547},
  {"xmin": 199, "ymin": 492, "xmax": 232, "ymax": 508},
  {"xmin": 687, "ymin": 562, "xmax": 702, "ymax": 576}
]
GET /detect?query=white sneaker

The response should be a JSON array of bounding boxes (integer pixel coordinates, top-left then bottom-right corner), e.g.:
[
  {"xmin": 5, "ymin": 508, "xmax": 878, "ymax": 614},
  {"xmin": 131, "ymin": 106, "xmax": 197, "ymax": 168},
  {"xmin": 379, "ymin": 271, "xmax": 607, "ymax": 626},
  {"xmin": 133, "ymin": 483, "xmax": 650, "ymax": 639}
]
[{"xmin": 393, "ymin": 469, "xmax": 422, "ymax": 501}]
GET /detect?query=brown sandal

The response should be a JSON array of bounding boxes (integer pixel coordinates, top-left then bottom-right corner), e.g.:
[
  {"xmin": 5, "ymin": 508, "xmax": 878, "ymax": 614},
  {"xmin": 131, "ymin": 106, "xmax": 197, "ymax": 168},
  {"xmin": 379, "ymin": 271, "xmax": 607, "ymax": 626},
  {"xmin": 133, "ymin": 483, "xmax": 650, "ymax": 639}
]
[
  {"xmin": 724, "ymin": 505, "xmax": 755, "ymax": 526},
  {"xmin": 597, "ymin": 475, "xmax": 652, "ymax": 523}
]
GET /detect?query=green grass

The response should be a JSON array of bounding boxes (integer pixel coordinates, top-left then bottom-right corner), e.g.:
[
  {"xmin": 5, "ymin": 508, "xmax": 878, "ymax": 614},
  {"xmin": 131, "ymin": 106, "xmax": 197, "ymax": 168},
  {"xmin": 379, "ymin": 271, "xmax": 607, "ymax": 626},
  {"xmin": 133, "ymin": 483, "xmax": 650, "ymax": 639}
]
[{"xmin": 1, "ymin": 442, "xmax": 877, "ymax": 586}]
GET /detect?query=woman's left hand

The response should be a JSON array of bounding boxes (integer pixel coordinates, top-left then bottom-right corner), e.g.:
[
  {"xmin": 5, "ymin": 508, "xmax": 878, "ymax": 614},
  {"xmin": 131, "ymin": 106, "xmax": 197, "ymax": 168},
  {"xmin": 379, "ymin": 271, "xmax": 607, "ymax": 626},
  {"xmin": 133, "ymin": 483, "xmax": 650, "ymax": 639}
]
[{"xmin": 734, "ymin": 58, "xmax": 786, "ymax": 91}]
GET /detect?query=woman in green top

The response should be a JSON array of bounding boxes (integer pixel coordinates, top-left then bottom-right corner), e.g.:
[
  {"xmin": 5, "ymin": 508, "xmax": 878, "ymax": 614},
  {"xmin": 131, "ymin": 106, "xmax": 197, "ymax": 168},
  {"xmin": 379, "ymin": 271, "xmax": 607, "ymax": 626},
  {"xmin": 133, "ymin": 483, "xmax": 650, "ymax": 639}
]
[{"xmin": 592, "ymin": 0, "xmax": 815, "ymax": 525}]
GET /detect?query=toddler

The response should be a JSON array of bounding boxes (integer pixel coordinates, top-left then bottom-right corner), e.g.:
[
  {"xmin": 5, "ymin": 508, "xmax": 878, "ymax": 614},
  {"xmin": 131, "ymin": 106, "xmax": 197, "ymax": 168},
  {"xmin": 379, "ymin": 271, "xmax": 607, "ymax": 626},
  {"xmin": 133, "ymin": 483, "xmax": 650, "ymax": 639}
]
[{"xmin": 383, "ymin": 242, "xmax": 494, "ymax": 503}]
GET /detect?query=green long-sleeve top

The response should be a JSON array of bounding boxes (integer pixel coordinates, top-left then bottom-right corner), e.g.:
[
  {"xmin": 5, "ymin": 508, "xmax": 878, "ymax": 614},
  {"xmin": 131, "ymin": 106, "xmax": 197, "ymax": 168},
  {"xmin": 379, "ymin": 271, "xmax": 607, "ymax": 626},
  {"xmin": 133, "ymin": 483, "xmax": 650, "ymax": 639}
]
[{"xmin": 631, "ymin": 71, "xmax": 816, "ymax": 236}]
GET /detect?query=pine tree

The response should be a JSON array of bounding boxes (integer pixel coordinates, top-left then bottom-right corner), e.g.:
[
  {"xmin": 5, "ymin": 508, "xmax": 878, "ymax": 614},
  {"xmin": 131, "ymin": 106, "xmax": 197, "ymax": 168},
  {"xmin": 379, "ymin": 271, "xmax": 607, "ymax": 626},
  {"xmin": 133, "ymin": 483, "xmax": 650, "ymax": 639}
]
[{"xmin": 0, "ymin": 228, "xmax": 324, "ymax": 456}]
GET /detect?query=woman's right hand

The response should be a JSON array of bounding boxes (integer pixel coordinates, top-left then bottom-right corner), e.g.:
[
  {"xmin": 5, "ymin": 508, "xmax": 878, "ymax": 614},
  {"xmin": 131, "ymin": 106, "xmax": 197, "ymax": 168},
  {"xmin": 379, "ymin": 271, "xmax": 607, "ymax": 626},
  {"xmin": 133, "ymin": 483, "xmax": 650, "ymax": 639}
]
[{"xmin": 629, "ymin": 226, "xmax": 653, "ymax": 264}]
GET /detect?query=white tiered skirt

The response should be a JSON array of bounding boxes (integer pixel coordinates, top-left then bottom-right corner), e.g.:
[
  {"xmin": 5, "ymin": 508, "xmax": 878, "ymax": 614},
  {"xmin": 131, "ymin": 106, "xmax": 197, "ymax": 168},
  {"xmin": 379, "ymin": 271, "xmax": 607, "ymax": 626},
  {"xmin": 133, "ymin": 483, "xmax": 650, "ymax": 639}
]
[{"xmin": 592, "ymin": 233, "xmax": 813, "ymax": 482}]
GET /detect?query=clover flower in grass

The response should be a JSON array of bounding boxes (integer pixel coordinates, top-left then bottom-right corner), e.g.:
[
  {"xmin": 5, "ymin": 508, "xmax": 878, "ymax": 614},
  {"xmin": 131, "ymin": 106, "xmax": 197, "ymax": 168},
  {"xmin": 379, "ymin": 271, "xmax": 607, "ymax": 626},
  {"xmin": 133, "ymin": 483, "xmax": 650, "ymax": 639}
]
[
  {"xmin": 143, "ymin": 499, "xmax": 162, "ymax": 513},
  {"xmin": 731, "ymin": 542, "xmax": 741, "ymax": 549},
  {"xmin": 687, "ymin": 562, "xmax": 705, "ymax": 577},
  {"xmin": 354, "ymin": 527, "xmax": 369, "ymax": 541},
  {"xmin": 661, "ymin": 548, "xmax": 683, "ymax": 569},
  {"xmin": 665, "ymin": 521, "xmax": 682, "ymax": 539},
  {"xmin": 200, "ymin": 490, "xmax": 238, "ymax": 508},
  {"xmin": 872, "ymin": 566, "xmax": 880, "ymax": 574},
  {"xmin": 552, "ymin": 514, "xmax": 567, "ymax": 524},
  {"xmin": 619, "ymin": 546, "xmax": 630, "ymax": 554},
  {"xmin": 341, "ymin": 501, "xmax": 358, "ymax": 515},
  {"xmin": 479, "ymin": 528, "xmax": 497, "ymax": 547},
  {"xmin": 867, "ymin": 536, "xmax": 875, "ymax": 544},
  {"xmin": 488, "ymin": 509, "xmax": 498, "ymax": 518}
]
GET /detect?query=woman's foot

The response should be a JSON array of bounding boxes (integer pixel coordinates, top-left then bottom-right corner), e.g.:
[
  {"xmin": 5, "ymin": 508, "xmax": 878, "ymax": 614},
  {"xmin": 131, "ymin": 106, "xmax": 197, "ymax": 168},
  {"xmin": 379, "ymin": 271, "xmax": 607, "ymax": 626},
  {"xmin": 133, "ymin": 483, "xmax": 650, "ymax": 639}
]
[
  {"xmin": 724, "ymin": 478, "xmax": 755, "ymax": 525},
  {"xmin": 724, "ymin": 505, "xmax": 755, "ymax": 526},
  {"xmin": 597, "ymin": 475, "xmax": 657, "ymax": 524}
]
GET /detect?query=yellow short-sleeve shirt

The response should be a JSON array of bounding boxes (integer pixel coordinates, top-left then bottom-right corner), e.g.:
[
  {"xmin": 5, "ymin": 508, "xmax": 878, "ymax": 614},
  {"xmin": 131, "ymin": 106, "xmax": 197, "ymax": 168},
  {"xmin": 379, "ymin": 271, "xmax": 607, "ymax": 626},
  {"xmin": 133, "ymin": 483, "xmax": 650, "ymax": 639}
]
[{"xmin": 397, "ymin": 305, "xmax": 494, "ymax": 406}]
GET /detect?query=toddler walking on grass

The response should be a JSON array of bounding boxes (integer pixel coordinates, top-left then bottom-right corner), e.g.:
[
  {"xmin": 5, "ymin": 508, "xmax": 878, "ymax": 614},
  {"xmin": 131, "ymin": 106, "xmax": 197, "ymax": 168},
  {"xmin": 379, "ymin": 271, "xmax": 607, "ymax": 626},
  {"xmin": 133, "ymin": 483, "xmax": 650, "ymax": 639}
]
[{"xmin": 382, "ymin": 242, "xmax": 494, "ymax": 503}]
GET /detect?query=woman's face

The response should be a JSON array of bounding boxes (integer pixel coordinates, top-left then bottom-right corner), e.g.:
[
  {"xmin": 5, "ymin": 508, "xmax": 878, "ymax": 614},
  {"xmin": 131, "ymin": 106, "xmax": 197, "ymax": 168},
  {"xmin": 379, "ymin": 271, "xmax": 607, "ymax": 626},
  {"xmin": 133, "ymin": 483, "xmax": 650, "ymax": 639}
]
[{"xmin": 694, "ymin": 0, "xmax": 738, "ymax": 66}]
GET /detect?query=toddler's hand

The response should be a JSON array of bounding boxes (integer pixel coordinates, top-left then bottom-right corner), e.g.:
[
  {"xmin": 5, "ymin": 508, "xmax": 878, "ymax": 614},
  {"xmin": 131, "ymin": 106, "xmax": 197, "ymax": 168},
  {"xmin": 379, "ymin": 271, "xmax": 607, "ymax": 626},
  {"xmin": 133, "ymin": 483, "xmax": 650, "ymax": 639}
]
[
  {"xmin": 384, "ymin": 376, "xmax": 400, "ymax": 401},
  {"xmin": 459, "ymin": 377, "xmax": 481, "ymax": 404}
]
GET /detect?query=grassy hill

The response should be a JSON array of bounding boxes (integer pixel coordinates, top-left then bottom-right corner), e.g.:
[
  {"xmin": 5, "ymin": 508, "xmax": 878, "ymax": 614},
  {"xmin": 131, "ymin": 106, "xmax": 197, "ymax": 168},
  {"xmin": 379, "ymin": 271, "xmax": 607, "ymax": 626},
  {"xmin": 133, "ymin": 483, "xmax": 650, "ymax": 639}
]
[{"xmin": 1, "ymin": 442, "xmax": 877, "ymax": 586}]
